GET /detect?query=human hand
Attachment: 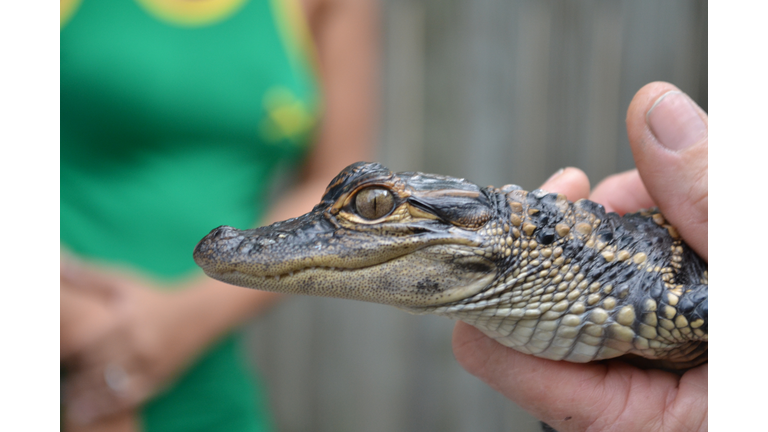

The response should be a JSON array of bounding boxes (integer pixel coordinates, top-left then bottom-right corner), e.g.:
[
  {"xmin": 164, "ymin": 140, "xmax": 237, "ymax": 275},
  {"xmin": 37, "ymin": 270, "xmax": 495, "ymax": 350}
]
[
  {"xmin": 61, "ymin": 255, "xmax": 141, "ymax": 431},
  {"xmin": 452, "ymin": 82, "xmax": 707, "ymax": 432},
  {"xmin": 61, "ymin": 260, "xmax": 209, "ymax": 425}
]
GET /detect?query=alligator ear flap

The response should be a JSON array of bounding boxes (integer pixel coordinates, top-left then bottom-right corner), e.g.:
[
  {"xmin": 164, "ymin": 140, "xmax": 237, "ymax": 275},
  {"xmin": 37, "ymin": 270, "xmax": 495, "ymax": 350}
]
[{"xmin": 409, "ymin": 193, "xmax": 493, "ymax": 229}]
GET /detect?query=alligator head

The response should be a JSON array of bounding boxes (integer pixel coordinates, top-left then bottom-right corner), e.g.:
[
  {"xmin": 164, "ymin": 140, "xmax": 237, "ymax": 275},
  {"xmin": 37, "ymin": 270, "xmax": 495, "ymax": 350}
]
[{"xmin": 193, "ymin": 162, "xmax": 500, "ymax": 311}]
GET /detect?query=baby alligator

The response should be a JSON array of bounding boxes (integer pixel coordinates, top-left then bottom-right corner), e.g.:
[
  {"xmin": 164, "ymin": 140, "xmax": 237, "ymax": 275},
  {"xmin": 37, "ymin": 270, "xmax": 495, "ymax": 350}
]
[{"xmin": 194, "ymin": 162, "xmax": 708, "ymax": 369}]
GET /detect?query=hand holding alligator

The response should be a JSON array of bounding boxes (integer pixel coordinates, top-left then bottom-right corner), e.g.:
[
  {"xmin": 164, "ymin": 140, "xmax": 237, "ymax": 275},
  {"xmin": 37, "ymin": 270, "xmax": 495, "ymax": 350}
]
[{"xmin": 452, "ymin": 82, "xmax": 708, "ymax": 432}]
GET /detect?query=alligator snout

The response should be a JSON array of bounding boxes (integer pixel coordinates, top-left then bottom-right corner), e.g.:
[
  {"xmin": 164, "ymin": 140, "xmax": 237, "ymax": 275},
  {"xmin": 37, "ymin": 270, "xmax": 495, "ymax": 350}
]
[
  {"xmin": 193, "ymin": 225, "xmax": 247, "ymax": 273},
  {"xmin": 193, "ymin": 218, "xmax": 321, "ymax": 277}
]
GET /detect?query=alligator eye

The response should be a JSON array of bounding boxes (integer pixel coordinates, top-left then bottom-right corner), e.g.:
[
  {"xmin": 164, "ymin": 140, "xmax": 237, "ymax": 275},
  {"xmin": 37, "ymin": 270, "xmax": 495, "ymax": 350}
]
[{"xmin": 354, "ymin": 187, "xmax": 394, "ymax": 220}]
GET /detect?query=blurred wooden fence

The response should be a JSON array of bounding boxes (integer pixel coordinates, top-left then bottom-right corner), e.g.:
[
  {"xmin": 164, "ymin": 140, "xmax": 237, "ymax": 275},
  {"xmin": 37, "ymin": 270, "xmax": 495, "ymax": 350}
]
[{"xmin": 246, "ymin": 1, "xmax": 707, "ymax": 431}]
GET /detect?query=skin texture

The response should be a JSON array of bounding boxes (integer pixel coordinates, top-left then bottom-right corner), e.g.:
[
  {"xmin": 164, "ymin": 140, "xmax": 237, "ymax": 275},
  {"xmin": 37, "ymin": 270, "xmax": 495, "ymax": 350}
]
[
  {"xmin": 452, "ymin": 82, "xmax": 707, "ymax": 432},
  {"xmin": 59, "ymin": 0, "xmax": 378, "ymax": 429}
]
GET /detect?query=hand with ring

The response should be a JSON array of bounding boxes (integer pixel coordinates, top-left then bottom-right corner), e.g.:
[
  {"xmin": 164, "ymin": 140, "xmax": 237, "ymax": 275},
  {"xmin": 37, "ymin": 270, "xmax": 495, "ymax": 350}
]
[
  {"xmin": 61, "ymin": 259, "xmax": 206, "ymax": 425},
  {"xmin": 103, "ymin": 363, "xmax": 130, "ymax": 395}
]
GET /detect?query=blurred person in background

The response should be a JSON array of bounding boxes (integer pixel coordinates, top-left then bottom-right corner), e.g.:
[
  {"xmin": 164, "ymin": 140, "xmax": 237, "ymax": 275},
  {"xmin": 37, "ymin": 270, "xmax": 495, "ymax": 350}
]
[{"xmin": 60, "ymin": 0, "xmax": 378, "ymax": 431}]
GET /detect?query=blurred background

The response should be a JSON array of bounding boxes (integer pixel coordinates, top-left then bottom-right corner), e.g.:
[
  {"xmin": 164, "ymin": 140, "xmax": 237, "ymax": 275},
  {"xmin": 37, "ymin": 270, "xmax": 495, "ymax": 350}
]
[{"xmin": 247, "ymin": 1, "xmax": 707, "ymax": 431}]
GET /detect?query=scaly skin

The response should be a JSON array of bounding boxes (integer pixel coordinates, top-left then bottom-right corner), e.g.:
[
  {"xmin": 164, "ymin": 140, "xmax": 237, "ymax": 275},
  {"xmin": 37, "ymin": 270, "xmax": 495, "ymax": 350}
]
[{"xmin": 194, "ymin": 162, "xmax": 707, "ymax": 369}]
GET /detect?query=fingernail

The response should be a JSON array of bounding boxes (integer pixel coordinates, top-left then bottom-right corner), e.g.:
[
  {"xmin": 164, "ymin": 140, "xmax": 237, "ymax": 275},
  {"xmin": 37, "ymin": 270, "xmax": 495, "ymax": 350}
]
[
  {"xmin": 544, "ymin": 168, "xmax": 565, "ymax": 183},
  {"xmin": 646, "ymin": 91, "xmax": 706, "ymax": 152}
]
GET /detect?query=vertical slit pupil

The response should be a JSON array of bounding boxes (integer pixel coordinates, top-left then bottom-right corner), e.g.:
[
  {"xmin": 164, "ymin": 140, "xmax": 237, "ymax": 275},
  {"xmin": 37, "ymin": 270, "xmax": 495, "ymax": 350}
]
[{"xmin": 355, "ymin": 187, "xmax": 393, "ymax": 220}]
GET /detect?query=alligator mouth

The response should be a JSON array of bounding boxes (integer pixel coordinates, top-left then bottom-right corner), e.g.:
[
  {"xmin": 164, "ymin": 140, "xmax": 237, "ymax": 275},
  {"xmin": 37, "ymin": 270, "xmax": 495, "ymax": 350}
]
[
  {"xmin": 194, "ymin": 225, "xmax": 496, "ymax": 308},
  {"xmin": 219, "ymin": 264, "xmax": 376, "ymax": 281}
]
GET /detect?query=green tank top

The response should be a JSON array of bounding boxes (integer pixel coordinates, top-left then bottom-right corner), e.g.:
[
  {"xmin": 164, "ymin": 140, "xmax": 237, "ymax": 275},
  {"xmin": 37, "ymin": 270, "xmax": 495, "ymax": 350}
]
[{"xmin": 60, "ymin": 1, "xmax": 319, "ymax": 430}]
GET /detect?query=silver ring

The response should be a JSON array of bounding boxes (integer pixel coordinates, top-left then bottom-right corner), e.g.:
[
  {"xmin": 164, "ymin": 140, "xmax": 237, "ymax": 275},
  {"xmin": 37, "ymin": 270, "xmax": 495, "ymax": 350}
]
[{"xmin": 104, "ymin": 363, "xmax": 129, "ymax": 394}]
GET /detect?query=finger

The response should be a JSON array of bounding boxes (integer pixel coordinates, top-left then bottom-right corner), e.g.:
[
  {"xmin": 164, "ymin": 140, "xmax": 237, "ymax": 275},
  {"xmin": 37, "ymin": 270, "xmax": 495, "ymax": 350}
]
[
  {"xmin": 452, "ymin": 322, "xmax": 680, "ymax": 432},
  {"xmin": 590, "ymin": 169, "xmax": 656, "ymax": 215},
  {"xmin": 65, "ymin": 358, "xmax": 150, "ymax": 424},
  {"xmin": 539, "ymin": 167, "xmax": 591, "ymax": 201},
  {"xmin": 452, "ymin": 322, "xmax": 605, "ymax": 431},
  {"xmin": 67, "ymin": 374, "xmax": 148, "ymax": 425},
  {"xmin": 65, "ymin": 352, "xmax": 131, "ymax": 396},
  {"xmin": 61, "ymin": 257, "xmax": 128, "ymax": 301},
  {"xmin": 67, "ymin": 318, "xmax": 132, "ymax": 371},
  {"xmin": 63, "ymin": 408, "xmax": 140, "ymax": 431},
  {"xmin": 626, "ymin": 82, "xmax": 708, "ymax": 260}
]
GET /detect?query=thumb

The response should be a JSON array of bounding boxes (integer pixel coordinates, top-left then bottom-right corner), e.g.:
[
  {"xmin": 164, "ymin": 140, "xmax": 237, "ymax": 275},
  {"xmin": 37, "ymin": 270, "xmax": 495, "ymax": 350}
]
[{"xmin": 626, "ymin": 82, "xmax": 708, "ymax": 260}]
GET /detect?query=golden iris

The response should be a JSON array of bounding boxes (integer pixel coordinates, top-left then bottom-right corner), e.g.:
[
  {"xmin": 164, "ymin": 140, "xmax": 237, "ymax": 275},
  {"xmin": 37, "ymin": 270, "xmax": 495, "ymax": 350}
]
[{"xmin": 354, "ymin": 187, "xmax": 394, "ymax": 220}]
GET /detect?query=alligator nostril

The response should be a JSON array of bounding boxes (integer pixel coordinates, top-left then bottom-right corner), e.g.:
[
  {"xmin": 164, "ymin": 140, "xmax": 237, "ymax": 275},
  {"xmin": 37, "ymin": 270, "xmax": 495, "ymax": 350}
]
[{"xmin": 211, "ymin": 225, "xmax": 240, "ymax": 240}]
